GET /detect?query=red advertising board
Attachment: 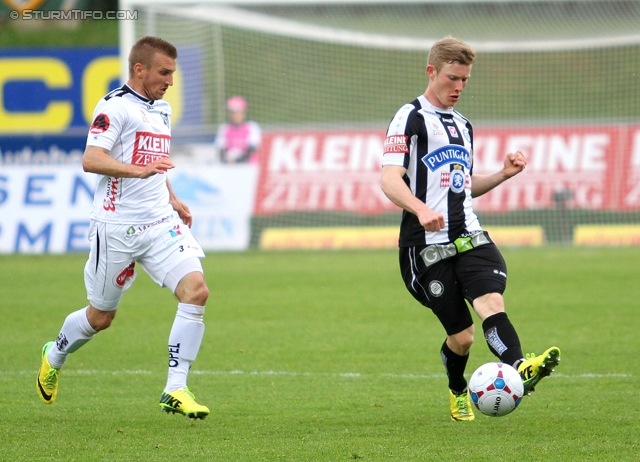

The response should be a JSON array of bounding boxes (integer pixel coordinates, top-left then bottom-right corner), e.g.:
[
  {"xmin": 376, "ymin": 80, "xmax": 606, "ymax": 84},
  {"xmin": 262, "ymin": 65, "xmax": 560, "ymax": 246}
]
[{"xmin": 254, "ymin": 125, "xmax": 640, "ymax": 215}]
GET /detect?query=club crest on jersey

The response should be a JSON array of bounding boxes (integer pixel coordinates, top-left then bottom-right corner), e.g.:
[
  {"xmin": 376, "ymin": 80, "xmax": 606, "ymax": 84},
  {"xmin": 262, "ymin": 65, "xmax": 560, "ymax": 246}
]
[
  {"xmin": 449, "ymin": 169, "xmax": 466, "ymax": 194},
  {"xmin": 161, "ymin": 112, "xmax": 170, "ymax": 128},
  {"xmin": 429, "ymin": 280, "xmax": 444, "ymax": 297},
  {"xmin": 440, "ymin": 168, "xmax": 469, "ymax": 194},
  {"xmin": 462, "ymin": 128, "xmax": 471, "ymax": 142},
  {"xmin": 422, "ymin": 145, "xmax": 471, "ymax": 172}
]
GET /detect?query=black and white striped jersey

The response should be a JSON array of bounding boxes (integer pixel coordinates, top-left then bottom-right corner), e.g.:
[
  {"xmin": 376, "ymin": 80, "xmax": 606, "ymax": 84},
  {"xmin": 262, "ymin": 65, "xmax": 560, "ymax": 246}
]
[{"xmin": 383, "ymin": 95, "xmax": 482, "ymax": 247}]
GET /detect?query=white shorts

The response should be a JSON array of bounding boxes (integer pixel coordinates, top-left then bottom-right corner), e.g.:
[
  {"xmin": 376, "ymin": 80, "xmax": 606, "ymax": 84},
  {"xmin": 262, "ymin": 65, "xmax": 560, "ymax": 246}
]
[{"xmin": 84, "ymin": 213, "xmax": 205, "ymax": 310}]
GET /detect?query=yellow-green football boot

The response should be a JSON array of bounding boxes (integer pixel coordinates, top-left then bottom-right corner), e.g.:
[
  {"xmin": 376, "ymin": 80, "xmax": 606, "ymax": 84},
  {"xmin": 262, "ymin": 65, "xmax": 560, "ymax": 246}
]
[
  {"xmin": 449, "ymin": 389, "xmax": 475, "ymax": 421},
  {"xmin": 518, "ymin": 346, "xmax": 561, "ymax": 395},
  {"xmin": 159, "ymin": 387, "xmax": 210, "ymax": 419},
  {"xmin": 36, "ymin": 341, "xmax": 60, "ymax": 404}
]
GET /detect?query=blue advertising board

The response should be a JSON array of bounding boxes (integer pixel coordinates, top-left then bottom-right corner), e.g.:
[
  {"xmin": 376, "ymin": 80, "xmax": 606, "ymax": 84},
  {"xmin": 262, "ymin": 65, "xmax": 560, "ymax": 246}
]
[{"xmin": 0, "ymin": 46, "xmax": 203, "ymax": 163}]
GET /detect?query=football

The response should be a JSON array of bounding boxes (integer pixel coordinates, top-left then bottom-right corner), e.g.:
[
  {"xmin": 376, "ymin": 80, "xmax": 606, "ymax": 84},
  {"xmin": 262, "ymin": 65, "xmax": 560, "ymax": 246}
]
[{"xmin": 468, "ymin": 362, "xmax": 524, "ymax": 417}]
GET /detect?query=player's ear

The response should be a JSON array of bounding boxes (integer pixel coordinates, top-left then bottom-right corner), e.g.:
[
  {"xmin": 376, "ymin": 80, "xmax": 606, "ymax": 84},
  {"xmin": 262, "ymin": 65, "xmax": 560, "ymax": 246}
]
[
  {"xmin": 426, "ymin": 64, "xmax": 437, "ymax": 79},
  {"xmin": 133, "ymin": 62, "xmax": 146, "ymax": 78}
]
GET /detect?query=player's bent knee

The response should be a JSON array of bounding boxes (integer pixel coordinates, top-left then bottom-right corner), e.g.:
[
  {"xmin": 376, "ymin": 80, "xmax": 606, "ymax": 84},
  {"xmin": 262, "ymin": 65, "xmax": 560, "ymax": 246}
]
[
  {"xmin": 456, "ymin": 335, "xmax": 474, "ymax": 351},
  {"xmin": 175, "ymin": 272, "xmax": 209, "ymax": 305},
  {"xmin": 87, "ymin": 305, "xmax": 116, "ymax": 331},
  {"xmin": 449, "ymin": 327, "xmax": 474, "ymax": 353},
  {"xmin": 472, "ymin": 292, "xmax": 505, "ymax": 319}
]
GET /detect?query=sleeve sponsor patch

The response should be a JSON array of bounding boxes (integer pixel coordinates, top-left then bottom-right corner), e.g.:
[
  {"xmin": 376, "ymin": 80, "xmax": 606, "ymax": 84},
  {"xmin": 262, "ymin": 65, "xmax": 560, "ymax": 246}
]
[
  {"xmin": 90, "ymin": 113, "xmax": 111, "ymax": 134},
  {"xmin": 383, "ymin": 135, "xmax": 409, "ymax": 154}
]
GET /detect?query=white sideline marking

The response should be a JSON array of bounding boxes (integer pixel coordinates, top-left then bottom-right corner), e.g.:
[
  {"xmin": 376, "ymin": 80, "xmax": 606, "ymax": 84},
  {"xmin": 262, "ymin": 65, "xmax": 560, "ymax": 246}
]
[{"xmin": 9, "ymin": 369, "xmax": 633, "ymax": 379}]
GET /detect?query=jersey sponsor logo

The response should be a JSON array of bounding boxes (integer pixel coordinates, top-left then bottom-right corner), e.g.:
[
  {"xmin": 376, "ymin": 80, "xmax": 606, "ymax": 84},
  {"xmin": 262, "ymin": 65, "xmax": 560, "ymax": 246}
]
[
  {"xmin": 162, "ymin": 224, "xmax": 186, "ymax": 248},
  {"xmin": 168, "ymin": 343, "xmax": 180, "ymax": 367},
  {"xmin": 90, "ymin": 113, "xmax": 110, "ymax": 134},
  {"xmin": 124, "ymin": 215, "xmax": 172, "ymax": 238},
  {"xmin": 447, "ymin": 126, "xmax": 459, "ymax": 138},
  {"xmin": 422, "ymin": 145, "xmax": 471, "ymax": 171},
  {"xmin": 103, "ymin": 176, "xmax": 119, "ymax": 212},
  {"xmin": 115, "ymin": 262, "xmax": 136, "ymax": 287},
  {"xmin": 383, "ymin": 134, "xmax": 409, "ymax": 154},
  {"xmin": 485, "ymin": 326, "xmax": 508, "ymax": 355},
  {"xmin": 169, "ymin": 224, "xmax": 182, "ymax": 237},
  {"xmin": 132, "ymin": 131, "xmax": 171, "ymax": 165}
]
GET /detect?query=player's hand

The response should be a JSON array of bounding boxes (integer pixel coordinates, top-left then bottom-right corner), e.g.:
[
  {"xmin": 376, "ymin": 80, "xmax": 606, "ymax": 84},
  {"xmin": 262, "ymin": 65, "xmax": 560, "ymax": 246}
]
[
  {"xmin": 503, "ymin": 150, "xmax": 527, "ymax": 179},
  {"xmin": 171, "ymin": 197, "xmax": 193, "ymax": 228},
  {"xmin": 139, "ymin": 158, "xmax": 175, "ymax": 178},
  {"xmin": 418, "ymin": 209, "xmax": 445, "ymax": 232}
]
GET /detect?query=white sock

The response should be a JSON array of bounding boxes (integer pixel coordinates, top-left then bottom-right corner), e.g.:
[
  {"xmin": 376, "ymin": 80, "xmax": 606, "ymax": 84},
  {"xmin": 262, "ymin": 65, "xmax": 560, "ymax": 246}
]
[
  {"xmin": 47, "ymin": 306, "xmax": 97, "ymax": 369},
  {"xmin": 165, "ymin": 303, "xmax": 205, "ymax": 393}
]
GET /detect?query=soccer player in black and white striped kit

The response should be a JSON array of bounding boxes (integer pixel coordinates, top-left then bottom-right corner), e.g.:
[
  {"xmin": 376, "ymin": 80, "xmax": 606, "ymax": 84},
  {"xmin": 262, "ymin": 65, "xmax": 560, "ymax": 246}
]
[{"xmin": 381, "ymin": 37, "xmax": 561, "ymax": 421}]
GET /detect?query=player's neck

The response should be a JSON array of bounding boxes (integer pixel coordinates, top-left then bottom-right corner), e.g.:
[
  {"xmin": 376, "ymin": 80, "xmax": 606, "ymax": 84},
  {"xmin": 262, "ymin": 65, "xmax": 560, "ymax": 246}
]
[
  {"xmin": 423, "ymin": 89, "xmax": 452, "ymax": 110},
  {"xmin": 126, "ymin": 80, "xmax": 152, "ymax": 101}
]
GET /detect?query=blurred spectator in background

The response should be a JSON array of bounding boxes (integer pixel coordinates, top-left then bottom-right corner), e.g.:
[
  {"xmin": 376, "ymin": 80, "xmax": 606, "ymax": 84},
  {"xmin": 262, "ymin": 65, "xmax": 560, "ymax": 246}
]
[{"xmin": 214, "ymin": 96, "xmax": 262, "ymax": 164}]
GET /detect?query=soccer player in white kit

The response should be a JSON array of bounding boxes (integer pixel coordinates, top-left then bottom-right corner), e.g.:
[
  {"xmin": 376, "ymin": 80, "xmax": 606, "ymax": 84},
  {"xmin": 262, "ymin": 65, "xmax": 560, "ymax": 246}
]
[
  {"xmin": 381, "ymin": 37, "xmax": 561, "ymax": 421},
  {"xmin": 36, "ymin": 37, "xmax": 210, "ymax": 419}
]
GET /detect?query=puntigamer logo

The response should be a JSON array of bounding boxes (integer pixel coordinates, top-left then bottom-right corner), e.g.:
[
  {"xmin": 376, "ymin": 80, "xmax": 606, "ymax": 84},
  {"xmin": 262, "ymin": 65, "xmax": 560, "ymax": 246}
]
[{"xmin": 422, "ymin": 145, "xmax": 471, "ymax": 172}]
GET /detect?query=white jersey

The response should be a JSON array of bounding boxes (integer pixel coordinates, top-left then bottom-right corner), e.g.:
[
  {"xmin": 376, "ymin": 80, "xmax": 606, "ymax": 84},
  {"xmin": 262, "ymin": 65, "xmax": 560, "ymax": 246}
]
[
  {"xmin": 86, "ymin": 85, "xmax": 174, "ymax": 224},
  {"xmin": 383, "ymin": 95, "xmax": 482, "ymax": 246}
]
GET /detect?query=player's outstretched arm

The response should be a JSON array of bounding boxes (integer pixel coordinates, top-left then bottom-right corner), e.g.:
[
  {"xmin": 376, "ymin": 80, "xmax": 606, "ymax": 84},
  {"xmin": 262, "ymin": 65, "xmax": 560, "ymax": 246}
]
[
  {"xmin": 83, "ymin": 146, "xmax": 175, "ymax": 178},
  {"xmin": 471, "ymin": 150, "xmax": 527, "ymax": 198}
]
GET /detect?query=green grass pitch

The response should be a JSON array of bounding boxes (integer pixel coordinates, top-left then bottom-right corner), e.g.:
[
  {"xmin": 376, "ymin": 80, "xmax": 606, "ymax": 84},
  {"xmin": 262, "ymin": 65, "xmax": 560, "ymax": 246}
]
[{"xmin": 1, "ymin": 248, "xmax": 638, "ymax": 461}]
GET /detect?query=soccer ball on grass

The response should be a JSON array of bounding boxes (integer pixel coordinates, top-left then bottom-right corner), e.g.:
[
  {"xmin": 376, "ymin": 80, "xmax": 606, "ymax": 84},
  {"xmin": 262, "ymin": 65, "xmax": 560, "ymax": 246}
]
[{"xmin": 468, "ymin": 362, "xmax": 524, "ymax": 417}]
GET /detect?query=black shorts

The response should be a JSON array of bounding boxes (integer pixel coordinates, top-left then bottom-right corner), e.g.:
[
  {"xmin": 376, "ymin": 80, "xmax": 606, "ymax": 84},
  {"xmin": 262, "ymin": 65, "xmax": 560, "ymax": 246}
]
[{"xmin": 399, "ymin": 242, "xmax": 507, "ymax": 336}]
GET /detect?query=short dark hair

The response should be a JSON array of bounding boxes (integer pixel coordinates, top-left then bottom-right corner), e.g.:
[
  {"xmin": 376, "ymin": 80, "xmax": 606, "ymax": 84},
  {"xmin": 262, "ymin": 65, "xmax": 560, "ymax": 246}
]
[
  {"xmin": 428, "ymin": 37, "xmax": 475, "ymax": 72},
  {"xmin": 128, "ymin": 36, "xmax": 178, "ymax": 77}
]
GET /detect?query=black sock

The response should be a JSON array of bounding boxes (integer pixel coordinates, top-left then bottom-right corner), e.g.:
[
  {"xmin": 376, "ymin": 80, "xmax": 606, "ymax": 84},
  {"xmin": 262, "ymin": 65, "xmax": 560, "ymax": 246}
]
[
  {"xmin": 440, "ymin": 340, "xmax": 469, "ymax": 394},
  {"xmin": 482, "ymin": 312, "xmax": 524, "ymax": 367}
]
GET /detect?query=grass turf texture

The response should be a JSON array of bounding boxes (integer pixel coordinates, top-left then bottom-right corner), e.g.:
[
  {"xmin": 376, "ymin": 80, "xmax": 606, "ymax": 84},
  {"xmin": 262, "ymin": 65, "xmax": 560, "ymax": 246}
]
[{"xmin": 1, "ymin": 248, "xmax": 638, "ymax": 461}]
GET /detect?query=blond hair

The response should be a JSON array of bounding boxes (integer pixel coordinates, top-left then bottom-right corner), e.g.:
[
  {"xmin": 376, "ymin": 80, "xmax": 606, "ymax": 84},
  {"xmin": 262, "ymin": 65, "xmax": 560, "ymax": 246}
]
[{"xmin": 427, "ymin": 37, "xmax": 475, "ymax": 72}]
